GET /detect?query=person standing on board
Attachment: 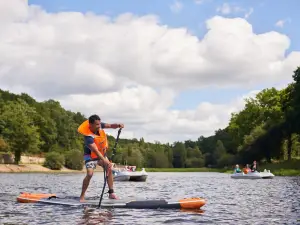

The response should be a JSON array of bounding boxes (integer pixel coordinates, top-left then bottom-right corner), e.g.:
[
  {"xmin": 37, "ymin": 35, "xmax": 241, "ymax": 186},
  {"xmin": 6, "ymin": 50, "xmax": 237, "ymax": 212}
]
[{"xmin": 77, "ymin": 114, "xmax": 124, "ymax": 202}]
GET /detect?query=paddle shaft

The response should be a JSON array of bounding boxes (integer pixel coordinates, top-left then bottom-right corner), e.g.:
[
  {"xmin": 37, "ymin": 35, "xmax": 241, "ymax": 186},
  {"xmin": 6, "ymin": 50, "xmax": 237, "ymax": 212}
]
[
  {"xmin": 98, "ymin": 128, "xmax": 122, "ymax": 208},
  {"xmin": 110, "ymin": 128, "xmax": 122, "ymax": 162}
]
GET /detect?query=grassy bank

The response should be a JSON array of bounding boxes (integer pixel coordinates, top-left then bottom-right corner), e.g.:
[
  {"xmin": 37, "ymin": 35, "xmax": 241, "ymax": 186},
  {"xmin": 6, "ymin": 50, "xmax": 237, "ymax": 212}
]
[
  {"xmin": 260, "ymin": 159, "xmax": 300, "ymax": 176},
  {"xmin": 143, "ymin": 167, "xmax": 299, "ymax": 176},
  {"xmin": 142, "ymin": 167, "xmax": 231, "ymax": 173},
  {"xmin": 1, "ymin": 159, "xmax": 299, "ymax": 176},
  {"xmin": 140, "ymin": 159, "xmax": 300, "ymax": 176}
]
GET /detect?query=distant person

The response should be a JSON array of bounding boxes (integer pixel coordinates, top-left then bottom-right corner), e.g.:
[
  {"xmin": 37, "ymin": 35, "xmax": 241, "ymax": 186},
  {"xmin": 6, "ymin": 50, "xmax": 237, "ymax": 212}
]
[
  {"xmin": 250, "ymin": 160, "xmax": 258, "ymax": 172},
  {"xmin": 234, "ymin": 164, "xmax": 242, "ymax": 173},
  {"xmin": 77, "ymin": 114, "xmax": 124, "ymax": 202},
  {"xmin": 243, "ymin": 164, "xmax": 251, "ymax": 174}
]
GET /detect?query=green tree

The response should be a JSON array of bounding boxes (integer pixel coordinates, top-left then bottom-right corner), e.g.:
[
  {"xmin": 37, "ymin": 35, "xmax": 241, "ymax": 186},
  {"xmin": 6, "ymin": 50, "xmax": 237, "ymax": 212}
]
[
  {"xmin": 172, "ymin": 142, "xmax": 186, "ymax": 168},
  {"xmin": 1, "ymin": 65, "xmax": 300, "ymax": 170},
  {"xmin": 214, "ymin": 140, "xmax": 226, "ymax": 160},
  {"xmin": 0, "ymin": 99, "xmax": 43, "ymax": 164}
]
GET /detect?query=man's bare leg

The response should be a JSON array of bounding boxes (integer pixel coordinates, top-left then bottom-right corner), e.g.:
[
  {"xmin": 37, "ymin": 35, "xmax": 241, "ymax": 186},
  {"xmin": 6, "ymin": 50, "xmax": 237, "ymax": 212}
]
[
  {"xmin": 98, "ymin": 160, "xmax": 118, "ymax": 199},
  {"xmin": 107, "ymin": 169, "xmax": 114, "ymax": 190},
  {"xmin": 79, "ymin": 168, "xmax": 94, "ymax": 202}
]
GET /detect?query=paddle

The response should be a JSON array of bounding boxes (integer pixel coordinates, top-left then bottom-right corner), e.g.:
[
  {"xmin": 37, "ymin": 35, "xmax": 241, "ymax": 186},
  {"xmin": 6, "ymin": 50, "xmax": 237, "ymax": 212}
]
[
  {"xmin": 98, "ymin": 127, "xmax": 122, "ymax": 209},
  {"xmin": 110, "ymin": 127, "xmax": 122, "ymax": 162}
]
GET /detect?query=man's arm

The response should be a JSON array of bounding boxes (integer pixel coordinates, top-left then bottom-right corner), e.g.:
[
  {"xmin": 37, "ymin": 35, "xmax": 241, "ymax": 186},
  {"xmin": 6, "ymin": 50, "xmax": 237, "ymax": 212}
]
[
  {"xmin": 102, "ymin": 123, "xmax": 124, "ymax": 129},
  {"xmin": 87, "ymin": 142, "xmax": 108, "ymax": 161}
]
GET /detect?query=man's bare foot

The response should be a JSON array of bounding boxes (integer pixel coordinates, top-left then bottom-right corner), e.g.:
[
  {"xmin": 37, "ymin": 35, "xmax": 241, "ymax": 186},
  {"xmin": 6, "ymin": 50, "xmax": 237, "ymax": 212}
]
[
  {"xmin": 109, "ymin": 193, "xmax": 119, "ymax": 200},
  {"xmin": 79, "ymin": 197, "xmax": 86, "ymax": 202}
]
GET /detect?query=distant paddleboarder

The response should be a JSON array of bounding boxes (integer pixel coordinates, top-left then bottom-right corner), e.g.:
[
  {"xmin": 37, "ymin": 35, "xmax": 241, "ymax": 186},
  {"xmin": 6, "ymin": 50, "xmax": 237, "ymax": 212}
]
[{"xmin": 77, "ymin": 114, "xmax": 124, "ymax": 202}]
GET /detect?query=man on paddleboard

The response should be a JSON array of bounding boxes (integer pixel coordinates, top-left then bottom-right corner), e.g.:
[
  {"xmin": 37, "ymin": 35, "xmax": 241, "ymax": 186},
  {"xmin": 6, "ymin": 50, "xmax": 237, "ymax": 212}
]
[{"xmin": 77, "ymin": 114, "xmax": 124, "ymax": 202}]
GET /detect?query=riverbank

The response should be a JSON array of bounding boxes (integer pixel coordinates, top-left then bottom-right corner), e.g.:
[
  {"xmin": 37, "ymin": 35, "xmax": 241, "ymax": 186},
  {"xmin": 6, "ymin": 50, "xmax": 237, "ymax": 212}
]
[
  {"xmin": 0, "ymin": 164, "xmax": 233, "ymax": 174},
  {"xmin": 143, "ymin": 167, "xmax": 231, "ymax": 173},
  {"xmin": 0, "ymin": 164, "xmax": 102, "ymax": 173},
  {"xmin": 1, "ymin": 159, "xmax": 299, "ymax": 176},
  {"xmin": 260, "ymin": 159, "xmax": 300, "ymax": 176},
  {"xmin": 143, "ymin": 168, "xmax": 299, "ymax": 176},
  {"xmin": 0, "ymin": 164, "xmax": 229, "ymax": 173},
  {"xmin": 143, "ymin": 159, "xmax": 300, "ymax": 176}
]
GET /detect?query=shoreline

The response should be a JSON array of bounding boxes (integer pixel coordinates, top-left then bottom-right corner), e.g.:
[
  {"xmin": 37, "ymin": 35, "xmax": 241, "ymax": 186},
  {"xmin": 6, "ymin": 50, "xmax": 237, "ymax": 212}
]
[
  {"xmin": 144, "ymin": 167, "xmax": 300, "ymax": 176},
  {"xmin": 0, "ymin": 164, "xmax": 299, "ymax": 176},
  {"xmin": 0, "ymin": 164, "xmax": 103, "ymax": 173},
  {"xmin": 144, "ymin": 168, "xmax": 300, "ymax": 176}
]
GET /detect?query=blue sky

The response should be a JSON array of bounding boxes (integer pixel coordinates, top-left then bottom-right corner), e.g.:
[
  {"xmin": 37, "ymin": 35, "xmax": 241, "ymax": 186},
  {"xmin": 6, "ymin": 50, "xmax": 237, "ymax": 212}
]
[{"xmin": 28, "ymin": 0, "xmax": 300, "ymax": 110}]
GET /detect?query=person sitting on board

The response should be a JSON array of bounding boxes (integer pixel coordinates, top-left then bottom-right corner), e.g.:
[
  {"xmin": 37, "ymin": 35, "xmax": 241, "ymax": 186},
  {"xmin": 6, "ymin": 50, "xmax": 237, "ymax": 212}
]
[
  {"xmin": 243, "ymin": 164, "xmax": 251, "ymax": 174},
  {"xmin": 77, "ymin": 114, "xmax": 124, "ymax": 202},
  {"xmin": 234, "ymin": 164, "xmax": 242, "ymax": 173},
  {"xmin": 250, "ymin": 160, "xmax": 258, "ymax": 172}
]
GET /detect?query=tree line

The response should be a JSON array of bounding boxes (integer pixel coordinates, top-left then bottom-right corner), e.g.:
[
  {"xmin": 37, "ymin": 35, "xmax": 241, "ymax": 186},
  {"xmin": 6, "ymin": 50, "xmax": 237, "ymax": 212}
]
[{"xmin": 0, "ymin": 67, "xmax": 299, "ymax": 169}]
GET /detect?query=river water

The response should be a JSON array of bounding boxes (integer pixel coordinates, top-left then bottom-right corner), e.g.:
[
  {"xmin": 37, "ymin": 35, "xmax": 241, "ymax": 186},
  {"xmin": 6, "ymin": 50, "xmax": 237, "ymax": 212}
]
[{"xmin": 0, "ymin": 172, "xmax": 299, "ymax": 225}]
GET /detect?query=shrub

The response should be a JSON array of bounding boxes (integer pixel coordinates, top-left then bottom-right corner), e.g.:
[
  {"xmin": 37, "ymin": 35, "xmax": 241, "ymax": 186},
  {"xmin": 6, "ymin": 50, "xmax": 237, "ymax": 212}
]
[
  {"xmin": 64, "ymin": 150, "xmax": 84, "ymax": 170},
  {"xmin": 0, "ymin": 137, "xmax": 9, "ymax": 152},
  {"xmin": 217, "ymin": 153, "xmax": 235, "ymax": 168},
  {"xmin": 185, "ymin": 157, "xmax": 205, "ymax": 168},
  {"xmin": 43, "ymin": 152, "xmax": 65, "ymax": 170},
  {"xmin": 0, "ymin": 152, "xmax": 14, "ymax": 164}
]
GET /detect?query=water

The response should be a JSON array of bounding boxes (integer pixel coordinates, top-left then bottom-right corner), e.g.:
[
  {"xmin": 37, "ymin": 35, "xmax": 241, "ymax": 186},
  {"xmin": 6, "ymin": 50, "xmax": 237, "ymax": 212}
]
[{"xmin": 0, "ymin": 172, "xmax": 299, "ymax": 225}]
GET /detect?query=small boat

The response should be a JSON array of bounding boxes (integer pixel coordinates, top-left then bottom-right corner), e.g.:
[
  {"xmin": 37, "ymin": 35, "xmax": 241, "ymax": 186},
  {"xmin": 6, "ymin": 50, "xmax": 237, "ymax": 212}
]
[
  {"xmin": 113, "ymin": 166, "xmax": 148, "ymax": 182},
  {"xmin": 112, "ymin": 169, "xmax": 131, "ymax": 181},
  {"xmin": 259, "ymin": 169, "xmax": 276, "ymax": 179},
  {"xmin": 231, "ymin": 169, "xmax": 275, "ymax": 179}
]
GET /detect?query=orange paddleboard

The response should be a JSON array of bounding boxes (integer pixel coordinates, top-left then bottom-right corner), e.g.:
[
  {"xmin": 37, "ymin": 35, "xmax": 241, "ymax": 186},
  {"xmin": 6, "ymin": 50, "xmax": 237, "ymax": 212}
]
[{"xmin": 16, "ymin": 192, "xmax": 206, "ymax": 210}]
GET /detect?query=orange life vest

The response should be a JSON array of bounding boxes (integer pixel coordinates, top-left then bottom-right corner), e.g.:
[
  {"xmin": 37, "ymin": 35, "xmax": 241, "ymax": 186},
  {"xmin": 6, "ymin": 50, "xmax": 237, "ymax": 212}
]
[{"xmin": 77, "ymin": 120, "xmax": 108, "ymax": 159}]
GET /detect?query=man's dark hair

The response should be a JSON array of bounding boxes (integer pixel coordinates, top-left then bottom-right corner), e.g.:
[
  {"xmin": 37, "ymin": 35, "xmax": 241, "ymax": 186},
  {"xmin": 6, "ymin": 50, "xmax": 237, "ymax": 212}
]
[{"xmin": 89, "ymin": 114, "xmax": 101, "ymax": 124}]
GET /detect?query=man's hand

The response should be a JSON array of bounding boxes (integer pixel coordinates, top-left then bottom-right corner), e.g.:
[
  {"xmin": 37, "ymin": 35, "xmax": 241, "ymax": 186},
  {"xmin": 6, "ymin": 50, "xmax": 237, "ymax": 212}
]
[
  {"xmin": 88, "ymin": 143, "xmax": 111, "ymax": 165},
  {"xmin": 102, "ymin": 158, "xmax": 111, "ymax": 167},
  {"xmin": 118, "ymin": 123, "xmax": 124, "ymax": 128}
]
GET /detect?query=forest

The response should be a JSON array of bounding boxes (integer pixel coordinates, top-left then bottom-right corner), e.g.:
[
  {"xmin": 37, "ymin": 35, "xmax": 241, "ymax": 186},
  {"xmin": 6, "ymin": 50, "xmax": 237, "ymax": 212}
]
[{"xmin": 0, "ymin": 67, "xmax": 300, "ymax": 170}]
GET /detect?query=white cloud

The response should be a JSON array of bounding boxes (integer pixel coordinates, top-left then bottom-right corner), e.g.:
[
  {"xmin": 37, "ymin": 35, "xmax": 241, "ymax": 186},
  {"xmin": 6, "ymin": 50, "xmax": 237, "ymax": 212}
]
[
  {"xmin": 276, "ymin": 20, "xmax": 285, "ymax": 28},
  {"xmin": 170, "ymin": 1, "xmax": 183, "ymax": 14},
  {"xmin": 216, "ymin": 3, "xmax": 254, "ymax": 19},
  {"xmin": 216, "ymin": 3, "xmax": 233, "ymax": 15},
  {"xmin": 194, "ymin": 0, "xmax": 203, "ymax": 4},
  {"xmin": 275, "ymin": 18, "xmax": 291, "ymax": 28},
  {"xmin": 59, "ymin": 85, "xmax": 257, "ymax": 143},
  {"xmin": 244, "ymin": 7, "xmax": 254, "ymax": 18},
  {"xmin": 0, "ymin": 0, "xmax": 299, "ymax": 143},
  {"xmin": 194, "ymin": 0, "xmax": 210, "ymax": 4}
]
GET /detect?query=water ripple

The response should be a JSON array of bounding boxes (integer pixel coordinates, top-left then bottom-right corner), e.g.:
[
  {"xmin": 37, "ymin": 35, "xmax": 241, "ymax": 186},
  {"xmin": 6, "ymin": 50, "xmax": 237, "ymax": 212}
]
[{"xmin": 0, "ymin": 172, "xmax": 299, "ymax": 224}]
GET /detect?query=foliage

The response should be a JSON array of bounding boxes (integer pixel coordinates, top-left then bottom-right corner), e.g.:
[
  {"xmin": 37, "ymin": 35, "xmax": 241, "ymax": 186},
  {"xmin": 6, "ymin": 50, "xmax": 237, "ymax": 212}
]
[
  {"xmin": 0, "ymin": 137, "xmax": 9, "ymax": 152},
  {"xmin": 1, "ymin": 66, "xmax": 300, "ymax": 169},
  {"xmin": 64, "ymin": 150, "xmax": 84, "ymax": 170},
  {"xmin": 0, "ymin": 99, "xmax": 43, "ymax": 164},
  {"xmin": 43, "ymin": 152, "xmax": 65, "ymax": 170}
]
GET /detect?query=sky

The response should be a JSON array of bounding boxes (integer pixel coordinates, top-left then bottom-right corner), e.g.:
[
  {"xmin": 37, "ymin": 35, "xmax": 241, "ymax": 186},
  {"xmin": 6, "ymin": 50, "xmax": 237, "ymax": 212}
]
[{"xmin": 0, "ymin": 0, "xmax": 299, "ymax": 143}]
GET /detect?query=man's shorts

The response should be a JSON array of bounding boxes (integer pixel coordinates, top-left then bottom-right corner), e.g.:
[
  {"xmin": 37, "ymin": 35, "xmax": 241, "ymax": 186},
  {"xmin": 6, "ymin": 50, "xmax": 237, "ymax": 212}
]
[{"xmin": 85, "ymin": 160, "xmax": 99, "ymax": 170}]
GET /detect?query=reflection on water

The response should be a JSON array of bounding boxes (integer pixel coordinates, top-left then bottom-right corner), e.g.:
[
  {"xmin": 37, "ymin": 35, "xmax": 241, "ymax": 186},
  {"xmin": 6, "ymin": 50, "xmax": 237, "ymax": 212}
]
[
  {"xmin": 180, "ymin": 209, "xmax": 205, "ymax": 214},
  {"xmin": 0, "ymin": 172, "xmax": 299, "ymax": 224},
  {"xmin": 78, "ymin": 207, "xmax": 114, "ymax": 225}
]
